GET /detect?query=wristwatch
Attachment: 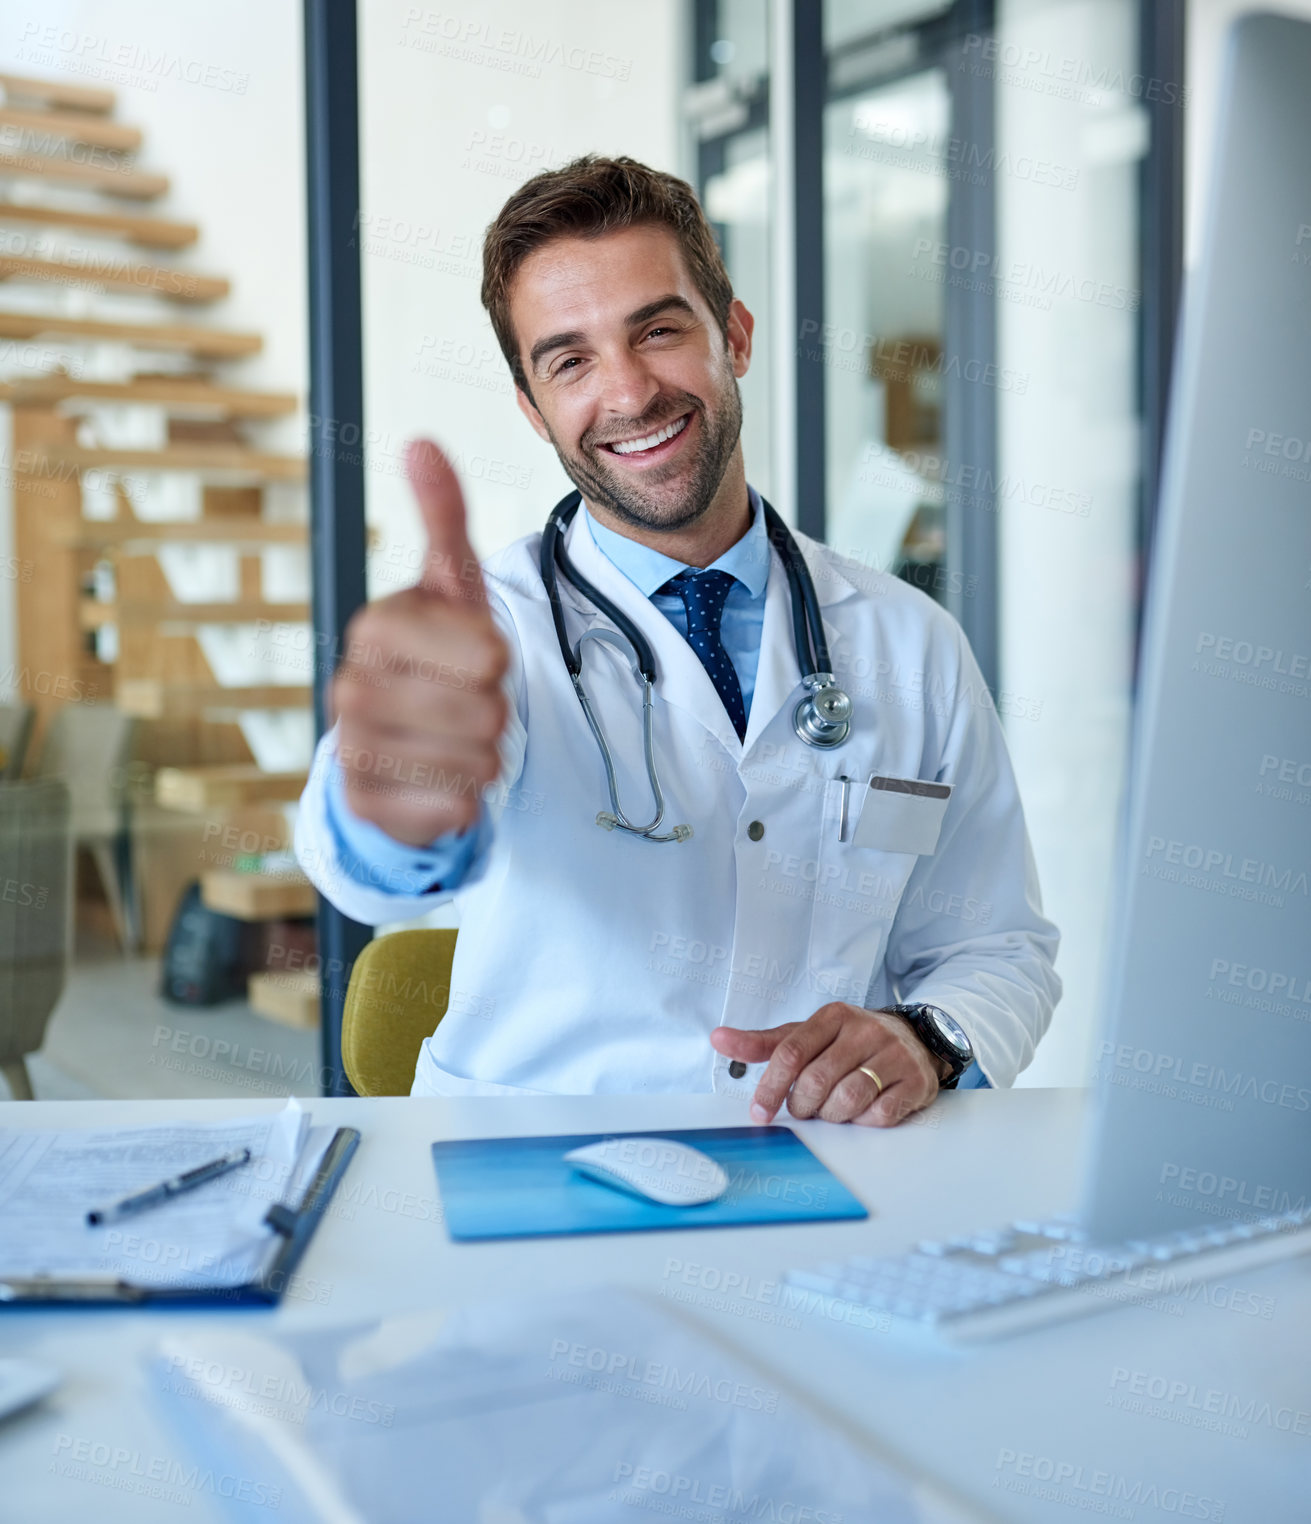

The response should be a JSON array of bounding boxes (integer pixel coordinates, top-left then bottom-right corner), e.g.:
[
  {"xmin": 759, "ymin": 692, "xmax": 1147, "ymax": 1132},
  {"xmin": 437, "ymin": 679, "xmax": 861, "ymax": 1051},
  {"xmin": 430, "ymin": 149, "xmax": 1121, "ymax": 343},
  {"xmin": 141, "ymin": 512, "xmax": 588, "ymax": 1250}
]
[{"xmin": 884, "ymin": 1003, "xmax": 973, "ymax": 1089}]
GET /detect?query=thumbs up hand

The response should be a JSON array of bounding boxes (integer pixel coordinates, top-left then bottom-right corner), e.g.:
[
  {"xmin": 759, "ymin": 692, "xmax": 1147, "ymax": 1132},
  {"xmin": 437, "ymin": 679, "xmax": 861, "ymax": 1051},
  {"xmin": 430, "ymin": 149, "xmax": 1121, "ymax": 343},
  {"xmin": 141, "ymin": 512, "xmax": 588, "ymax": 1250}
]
[{"xmin": 331, "ymin": 439, "xmax": 511, "ymax": 846}]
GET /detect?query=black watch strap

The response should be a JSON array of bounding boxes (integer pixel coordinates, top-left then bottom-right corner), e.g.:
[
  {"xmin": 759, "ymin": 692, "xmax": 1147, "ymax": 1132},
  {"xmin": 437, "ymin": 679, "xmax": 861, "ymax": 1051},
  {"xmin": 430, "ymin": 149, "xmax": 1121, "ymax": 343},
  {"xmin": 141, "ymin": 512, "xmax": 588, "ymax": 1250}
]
[{"xmin": 885, "ymin": 1003, "xmax": 971, "ymax": 1088}]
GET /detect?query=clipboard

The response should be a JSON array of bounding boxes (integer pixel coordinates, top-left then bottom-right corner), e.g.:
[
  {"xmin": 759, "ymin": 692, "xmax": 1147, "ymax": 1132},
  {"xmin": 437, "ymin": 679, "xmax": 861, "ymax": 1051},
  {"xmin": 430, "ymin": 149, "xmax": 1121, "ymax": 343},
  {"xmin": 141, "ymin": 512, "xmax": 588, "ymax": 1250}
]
[{"xmin": 0, "ymin": 1126, "xmax": 359, "ymax": 1308}]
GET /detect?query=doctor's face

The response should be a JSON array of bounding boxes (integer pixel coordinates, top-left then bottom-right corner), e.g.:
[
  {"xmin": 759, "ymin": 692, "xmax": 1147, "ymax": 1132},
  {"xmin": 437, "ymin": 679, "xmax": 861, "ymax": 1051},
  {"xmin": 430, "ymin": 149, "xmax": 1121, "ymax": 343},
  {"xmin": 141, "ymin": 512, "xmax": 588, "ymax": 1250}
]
[{"xmin": 508, "ymin": 224, "xmax": 753, "ymax": 534}]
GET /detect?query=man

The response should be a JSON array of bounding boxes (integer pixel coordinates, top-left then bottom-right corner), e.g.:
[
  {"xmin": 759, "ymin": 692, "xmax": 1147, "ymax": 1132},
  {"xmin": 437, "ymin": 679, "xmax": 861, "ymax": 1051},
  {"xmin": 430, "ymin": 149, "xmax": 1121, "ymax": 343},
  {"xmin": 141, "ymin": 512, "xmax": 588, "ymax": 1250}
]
[{"xmin": 296, "ymin": 155, "xmax": 1060, "ymax": 1124}]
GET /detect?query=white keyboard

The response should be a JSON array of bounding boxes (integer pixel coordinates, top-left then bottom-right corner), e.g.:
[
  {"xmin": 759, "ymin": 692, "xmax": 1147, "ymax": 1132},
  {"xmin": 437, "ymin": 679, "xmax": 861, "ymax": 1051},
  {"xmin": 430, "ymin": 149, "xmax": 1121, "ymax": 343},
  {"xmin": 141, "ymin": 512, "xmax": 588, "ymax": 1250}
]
[{"xmin": 786, "ymin": 1206, "xmax": 1311, "ymax": 1342}]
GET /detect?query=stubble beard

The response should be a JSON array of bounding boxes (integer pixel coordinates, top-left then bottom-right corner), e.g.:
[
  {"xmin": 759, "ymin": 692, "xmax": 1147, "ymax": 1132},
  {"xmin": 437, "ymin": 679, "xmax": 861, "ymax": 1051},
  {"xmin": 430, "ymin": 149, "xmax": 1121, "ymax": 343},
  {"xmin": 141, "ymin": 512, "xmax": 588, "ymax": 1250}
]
[{"xmin": 546, "ymin": 360, "xmax": 744, "ymax": 535}]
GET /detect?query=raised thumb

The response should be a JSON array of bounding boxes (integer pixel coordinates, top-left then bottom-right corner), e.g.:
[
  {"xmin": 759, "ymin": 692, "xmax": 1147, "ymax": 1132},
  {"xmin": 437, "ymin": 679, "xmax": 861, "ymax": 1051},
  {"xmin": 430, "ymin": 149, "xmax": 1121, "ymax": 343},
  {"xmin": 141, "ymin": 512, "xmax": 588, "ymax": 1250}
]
[{"xmin": 406, "ymin": 437, "xmax": 486, "ymax": 605}]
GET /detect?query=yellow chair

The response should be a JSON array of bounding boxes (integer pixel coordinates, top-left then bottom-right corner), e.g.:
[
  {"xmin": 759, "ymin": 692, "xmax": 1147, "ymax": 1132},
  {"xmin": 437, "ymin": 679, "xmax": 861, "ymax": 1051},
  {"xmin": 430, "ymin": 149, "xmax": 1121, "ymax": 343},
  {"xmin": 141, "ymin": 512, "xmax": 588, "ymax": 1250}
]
[{"xmin": 341, "ymin": 929, "xmax": 458, "ymax": 1096}]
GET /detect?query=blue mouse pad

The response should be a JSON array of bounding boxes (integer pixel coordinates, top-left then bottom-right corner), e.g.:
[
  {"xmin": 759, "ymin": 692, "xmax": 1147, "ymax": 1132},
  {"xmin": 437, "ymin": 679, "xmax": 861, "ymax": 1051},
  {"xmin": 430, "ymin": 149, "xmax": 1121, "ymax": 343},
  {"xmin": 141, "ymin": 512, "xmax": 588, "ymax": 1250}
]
[{"xmin": 430, "ymin": 1126, "xmax": 868, "ymax": 1242}]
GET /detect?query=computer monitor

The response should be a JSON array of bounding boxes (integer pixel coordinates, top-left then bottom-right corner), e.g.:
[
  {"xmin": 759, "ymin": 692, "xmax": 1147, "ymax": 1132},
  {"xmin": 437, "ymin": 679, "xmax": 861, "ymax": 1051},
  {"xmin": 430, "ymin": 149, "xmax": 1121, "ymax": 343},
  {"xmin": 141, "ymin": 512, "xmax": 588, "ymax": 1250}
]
[{"xmin": 1081, "ymin": 10, "xmax": 1311, "ymax": 1242}]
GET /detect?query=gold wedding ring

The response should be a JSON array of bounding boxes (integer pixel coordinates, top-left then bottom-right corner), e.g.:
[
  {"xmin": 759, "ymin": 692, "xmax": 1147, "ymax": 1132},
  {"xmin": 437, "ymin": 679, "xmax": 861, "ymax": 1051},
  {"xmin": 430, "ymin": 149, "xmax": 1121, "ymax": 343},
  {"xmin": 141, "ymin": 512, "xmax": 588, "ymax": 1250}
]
[{"xmin": 857, "ymin": 1064, "xmax": 884, "ymax": 1095}]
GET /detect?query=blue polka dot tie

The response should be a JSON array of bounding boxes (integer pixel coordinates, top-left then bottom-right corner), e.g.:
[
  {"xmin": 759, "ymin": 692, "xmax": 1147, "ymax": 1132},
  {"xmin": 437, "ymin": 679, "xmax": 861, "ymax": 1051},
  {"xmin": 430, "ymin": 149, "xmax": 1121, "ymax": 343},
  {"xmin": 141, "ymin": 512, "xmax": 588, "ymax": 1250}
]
[{"xmin": 659, "ymin": 569, "xmax": 747, "ymax": 740}]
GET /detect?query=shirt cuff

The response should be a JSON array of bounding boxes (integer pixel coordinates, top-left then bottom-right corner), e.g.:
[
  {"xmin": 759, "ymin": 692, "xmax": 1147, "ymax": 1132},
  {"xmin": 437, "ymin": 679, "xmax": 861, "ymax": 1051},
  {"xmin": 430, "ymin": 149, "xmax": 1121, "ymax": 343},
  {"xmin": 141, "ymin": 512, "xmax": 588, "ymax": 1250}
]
[
  {"xmin": 952, "ymin": 1062, "xmax": 991, "ymax": 1090},
  {"xmin": 323, "ymin": 757, "xmax": 487, "ymax": 896}
]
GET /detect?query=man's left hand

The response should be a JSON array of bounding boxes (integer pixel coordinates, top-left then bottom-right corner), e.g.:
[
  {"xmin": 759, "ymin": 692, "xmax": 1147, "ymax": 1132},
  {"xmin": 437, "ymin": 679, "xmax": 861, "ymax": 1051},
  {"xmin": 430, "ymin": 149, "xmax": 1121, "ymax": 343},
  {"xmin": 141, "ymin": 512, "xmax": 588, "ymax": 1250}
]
[{"xmin": 710, "ymin": 1003, "xmax": 948, "ymax": 1127}]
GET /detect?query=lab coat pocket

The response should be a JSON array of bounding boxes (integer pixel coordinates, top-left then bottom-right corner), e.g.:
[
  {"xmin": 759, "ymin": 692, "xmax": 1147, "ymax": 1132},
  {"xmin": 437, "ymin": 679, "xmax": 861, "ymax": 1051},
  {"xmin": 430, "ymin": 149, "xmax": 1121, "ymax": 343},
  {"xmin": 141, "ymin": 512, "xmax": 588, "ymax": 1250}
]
[
  {"xmin": 805, "ymin": 777, "xmax": 922, "ymax": 1008},
  {"xmin": 412, "ymin": 1044, "xmax": 550, "ymax": 1099},
  {"xmin": 850, "ymin": 776, "xmax": 952, "ymax": 856}
]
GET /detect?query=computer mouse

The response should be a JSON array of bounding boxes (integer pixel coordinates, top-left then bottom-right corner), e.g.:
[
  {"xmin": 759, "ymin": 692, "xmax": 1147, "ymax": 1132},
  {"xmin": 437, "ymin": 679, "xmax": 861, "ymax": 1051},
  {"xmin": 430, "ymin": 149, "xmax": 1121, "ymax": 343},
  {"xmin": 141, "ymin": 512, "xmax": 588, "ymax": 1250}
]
[{"xmin": 563, "ymin": 1136, "xmax": 729, "ymax": 1206}]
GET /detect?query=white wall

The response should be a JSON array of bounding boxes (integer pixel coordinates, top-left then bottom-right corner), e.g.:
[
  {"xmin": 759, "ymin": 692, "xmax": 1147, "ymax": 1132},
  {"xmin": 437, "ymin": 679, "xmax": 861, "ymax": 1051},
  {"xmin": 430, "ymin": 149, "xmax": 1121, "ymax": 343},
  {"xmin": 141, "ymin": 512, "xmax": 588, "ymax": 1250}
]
[
  {"xmin": 0, "ymin": 3, "xmax": 307, "ymax": 407},
  {"xmin": 357, "ymin": 0, "xmax": 686, "ymax": 584}
]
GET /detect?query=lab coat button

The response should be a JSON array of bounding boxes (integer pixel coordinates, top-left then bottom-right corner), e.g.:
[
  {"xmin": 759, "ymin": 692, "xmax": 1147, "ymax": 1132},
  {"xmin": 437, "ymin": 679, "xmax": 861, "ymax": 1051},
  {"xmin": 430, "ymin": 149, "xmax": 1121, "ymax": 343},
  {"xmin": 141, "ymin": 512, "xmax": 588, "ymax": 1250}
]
[
  {"xmin": 747, "ymin": 820, "xmax": 765, "ymax": 841},
  {"xmin": 728, "ymin": 1060, "xmax": 747, "ymax": 1079}
]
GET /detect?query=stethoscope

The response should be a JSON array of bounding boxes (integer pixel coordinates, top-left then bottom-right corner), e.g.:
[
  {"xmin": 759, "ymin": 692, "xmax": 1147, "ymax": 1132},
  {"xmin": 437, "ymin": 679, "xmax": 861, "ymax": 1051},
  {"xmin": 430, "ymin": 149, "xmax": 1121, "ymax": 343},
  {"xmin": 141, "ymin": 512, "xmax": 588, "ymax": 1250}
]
[{"xmin": 540, "ymin": 490, "xmax": 854, "ymax": 843}]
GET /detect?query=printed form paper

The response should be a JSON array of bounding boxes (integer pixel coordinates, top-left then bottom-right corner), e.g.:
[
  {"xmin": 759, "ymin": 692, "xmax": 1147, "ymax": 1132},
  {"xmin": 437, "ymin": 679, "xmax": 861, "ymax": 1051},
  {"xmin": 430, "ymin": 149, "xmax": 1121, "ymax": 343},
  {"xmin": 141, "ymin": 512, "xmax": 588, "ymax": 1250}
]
[{"xmin": 0, "ymin": 1102, "xmax": 310, "ymax": 1289}]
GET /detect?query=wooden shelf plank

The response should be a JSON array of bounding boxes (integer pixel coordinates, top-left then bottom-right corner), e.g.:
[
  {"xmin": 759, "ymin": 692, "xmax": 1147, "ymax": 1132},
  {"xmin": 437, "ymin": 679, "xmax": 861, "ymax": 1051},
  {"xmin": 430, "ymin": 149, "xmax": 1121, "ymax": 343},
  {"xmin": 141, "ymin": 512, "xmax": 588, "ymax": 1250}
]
[
  {"xmin": 0, "ymin": 200, "xmax": 198, "ymax": 248},
  {"xmin": 41, "ymin": 443, "xmax": 305, "ymax": 479},
  {"xmin": 0, "ymin": 375, "xmax": 297, "ymax": 416},
  {"xmin": 59, "ymin": 521, "xmax": 307, "ymax": 548},
  {"xmin": 0, "ymin": 72, "xmax": 116, "ymax": 114},
  {"xmin": 0, "ymin": 147, "xmax": 168, "ymax": 200},
  {"xmin": 81, "ymin": 599, "xmax": 311, "ymax": 629},
  {"xmin": 160, "ymin": 764, "xmax": 308, "ymax": 812},
  {"xmin": 0, "ymin": 104, "xmax": 141, "ymax": 151},
  {"xmin": 0, "ymin": 147, "xmax": 168, "ymax": 199},
  {"xmin": 118, "ymin": 680, "xmax": 311, "ymax": 717},
  {"xmin": 202, "ymin": 869, "xmax": 317, "ymax": 921},
  {"xmin": 247, "ymin": 970, "xmax": 320, "ymax": 1028},
  {"xmin": 0, "ymin": 252, "xmax": 228, "ymax": 303},
  {"xmin": 0, "ymin": 309, "xmax": 260, "ymax": 358}
]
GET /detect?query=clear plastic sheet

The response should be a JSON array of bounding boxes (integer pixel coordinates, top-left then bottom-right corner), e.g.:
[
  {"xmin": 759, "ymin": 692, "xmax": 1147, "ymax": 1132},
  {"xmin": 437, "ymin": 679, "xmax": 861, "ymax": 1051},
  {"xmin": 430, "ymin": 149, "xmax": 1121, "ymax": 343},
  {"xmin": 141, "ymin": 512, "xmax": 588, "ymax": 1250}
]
[{"xmin": 148, "ymin": 1287, "xmax": 986, "ymax": 1524}]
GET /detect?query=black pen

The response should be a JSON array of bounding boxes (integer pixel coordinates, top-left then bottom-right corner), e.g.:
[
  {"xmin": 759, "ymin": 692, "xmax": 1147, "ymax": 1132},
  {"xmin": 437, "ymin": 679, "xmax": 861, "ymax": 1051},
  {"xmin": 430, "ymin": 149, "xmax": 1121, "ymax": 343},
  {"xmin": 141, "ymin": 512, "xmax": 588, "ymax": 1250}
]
[{"xmin": 86, "ymin": 1147, "xmax": 252, "ymax": 1226}]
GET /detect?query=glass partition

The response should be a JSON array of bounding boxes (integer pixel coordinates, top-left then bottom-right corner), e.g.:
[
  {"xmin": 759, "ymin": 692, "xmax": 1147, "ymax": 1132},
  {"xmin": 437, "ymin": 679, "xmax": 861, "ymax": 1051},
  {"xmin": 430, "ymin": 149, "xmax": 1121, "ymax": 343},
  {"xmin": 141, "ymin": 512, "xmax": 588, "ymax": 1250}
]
[
  {"xmin": 824, "ymin": 66, "xmax": 952, "ymax": 597},
  {"xmin": 703, "ymin": 127, "xmax": 775, "ymax": 502},
  {"xmin": 694, "ymin": 0, "xmax": 1146, "ymax": 1085}
]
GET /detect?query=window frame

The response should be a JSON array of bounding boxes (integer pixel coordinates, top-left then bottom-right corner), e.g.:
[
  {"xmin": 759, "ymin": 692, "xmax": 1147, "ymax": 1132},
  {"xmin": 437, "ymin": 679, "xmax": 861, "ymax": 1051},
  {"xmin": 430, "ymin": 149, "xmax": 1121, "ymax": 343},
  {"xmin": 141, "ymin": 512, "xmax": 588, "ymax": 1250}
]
[{"xmin": 688, "ymin": 0, "xmax": 1001, "ymax": 684}]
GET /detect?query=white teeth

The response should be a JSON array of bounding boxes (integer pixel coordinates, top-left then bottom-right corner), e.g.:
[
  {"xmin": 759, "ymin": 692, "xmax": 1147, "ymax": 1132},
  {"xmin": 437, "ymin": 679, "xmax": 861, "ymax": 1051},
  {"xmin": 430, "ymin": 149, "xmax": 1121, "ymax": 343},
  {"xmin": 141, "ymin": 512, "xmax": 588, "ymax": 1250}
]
[{"xmin": 609, "ymin": 414, "xmax": 688, "ymax": 456}]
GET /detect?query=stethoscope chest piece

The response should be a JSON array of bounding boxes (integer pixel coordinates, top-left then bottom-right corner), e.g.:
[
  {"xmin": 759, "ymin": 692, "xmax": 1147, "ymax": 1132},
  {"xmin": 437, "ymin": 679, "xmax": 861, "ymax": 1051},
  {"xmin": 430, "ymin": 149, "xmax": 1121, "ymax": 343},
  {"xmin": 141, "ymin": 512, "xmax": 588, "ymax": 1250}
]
[{"xmin": 793, "ymin": 674, "xmax": 852, "ymax": 749}]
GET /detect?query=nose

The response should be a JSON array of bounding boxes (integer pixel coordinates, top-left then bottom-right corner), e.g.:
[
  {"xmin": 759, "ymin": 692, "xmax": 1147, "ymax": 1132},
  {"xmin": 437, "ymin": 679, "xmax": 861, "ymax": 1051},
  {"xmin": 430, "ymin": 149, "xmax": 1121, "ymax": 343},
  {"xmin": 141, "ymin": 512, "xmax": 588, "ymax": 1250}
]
[{"xmin": 589, "ymin": 343, "xmax": 660, "ymax": 423}]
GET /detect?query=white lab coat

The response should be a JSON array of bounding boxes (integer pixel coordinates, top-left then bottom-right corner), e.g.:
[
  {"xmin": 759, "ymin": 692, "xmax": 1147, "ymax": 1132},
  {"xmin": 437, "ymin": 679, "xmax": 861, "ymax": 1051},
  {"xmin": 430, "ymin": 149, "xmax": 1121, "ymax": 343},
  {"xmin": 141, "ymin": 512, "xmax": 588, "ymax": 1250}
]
[{"xmin": 296, "ymin": 510, "xmax": 1061, "ymax": 1098}]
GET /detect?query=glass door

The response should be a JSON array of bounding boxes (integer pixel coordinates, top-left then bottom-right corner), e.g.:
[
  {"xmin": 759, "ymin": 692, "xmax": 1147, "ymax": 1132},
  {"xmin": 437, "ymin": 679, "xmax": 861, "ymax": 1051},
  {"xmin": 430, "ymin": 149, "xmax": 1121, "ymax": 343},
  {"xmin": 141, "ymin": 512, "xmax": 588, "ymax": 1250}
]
[{"xmin": 824, "ymin": 66, "xmax": 952, "ymax": 600}]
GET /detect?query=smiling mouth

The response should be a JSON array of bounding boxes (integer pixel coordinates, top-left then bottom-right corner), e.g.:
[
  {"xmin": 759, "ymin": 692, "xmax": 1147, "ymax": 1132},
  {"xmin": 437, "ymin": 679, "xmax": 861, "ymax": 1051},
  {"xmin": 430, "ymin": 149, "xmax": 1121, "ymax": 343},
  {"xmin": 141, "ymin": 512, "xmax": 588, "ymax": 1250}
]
[{"xmin": 598, "ymin": 412, "xmax": 691, "ymax": 458}]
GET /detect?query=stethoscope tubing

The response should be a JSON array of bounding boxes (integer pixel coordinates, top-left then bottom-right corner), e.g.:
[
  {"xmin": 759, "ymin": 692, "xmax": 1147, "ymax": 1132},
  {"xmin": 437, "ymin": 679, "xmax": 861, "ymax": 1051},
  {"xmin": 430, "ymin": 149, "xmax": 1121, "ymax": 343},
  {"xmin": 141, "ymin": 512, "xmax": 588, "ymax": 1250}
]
[
  {"xmin": 542, "ymin": 497, "xmax": 657, "ymax": 683},
  {"xmin": 763, "ymin": 501, "xmax": 833, "ymax": 677},
  {"xmin": 542, "ymin": 490, "xmax": 829, "ymax": 688},
  {"xmin": 539, "ymin": 490, "xmax": 845, "ymax": 841}
]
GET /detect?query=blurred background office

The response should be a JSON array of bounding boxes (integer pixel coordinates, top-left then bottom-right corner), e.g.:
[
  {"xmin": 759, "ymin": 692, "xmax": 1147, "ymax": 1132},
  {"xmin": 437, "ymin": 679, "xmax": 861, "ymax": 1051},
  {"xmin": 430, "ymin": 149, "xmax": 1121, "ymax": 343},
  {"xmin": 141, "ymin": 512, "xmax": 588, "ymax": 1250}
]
[{"xmin": 0, "ymin": 0, "xmax": 1297, "ymax": 1100}]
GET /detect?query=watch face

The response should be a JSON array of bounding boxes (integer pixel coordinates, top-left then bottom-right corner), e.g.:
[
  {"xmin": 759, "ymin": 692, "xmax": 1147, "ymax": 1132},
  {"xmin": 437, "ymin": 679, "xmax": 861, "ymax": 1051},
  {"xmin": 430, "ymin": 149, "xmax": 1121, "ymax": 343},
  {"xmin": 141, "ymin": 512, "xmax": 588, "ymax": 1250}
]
[{"xmin": 929, "ymin": 1007, "xmax": 972, "ymax": 1058}]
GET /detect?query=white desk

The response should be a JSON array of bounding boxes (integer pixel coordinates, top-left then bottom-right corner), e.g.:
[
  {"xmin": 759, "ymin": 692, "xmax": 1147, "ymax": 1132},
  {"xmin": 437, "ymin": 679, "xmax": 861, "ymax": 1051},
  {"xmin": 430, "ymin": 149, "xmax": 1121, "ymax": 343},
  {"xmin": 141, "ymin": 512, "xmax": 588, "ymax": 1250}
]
[{"xmin": 1, "ymin": 1090, "xmax": 1306, "ymax": 1521}]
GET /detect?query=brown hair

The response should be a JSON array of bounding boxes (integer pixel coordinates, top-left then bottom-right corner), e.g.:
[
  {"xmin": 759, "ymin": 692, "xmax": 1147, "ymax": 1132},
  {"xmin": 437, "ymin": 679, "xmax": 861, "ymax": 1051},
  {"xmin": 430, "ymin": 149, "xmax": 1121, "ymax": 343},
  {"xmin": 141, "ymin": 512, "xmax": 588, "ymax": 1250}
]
[{"xmin": 480, "ymin": 154, "xmax": 734, "ymax": 396}]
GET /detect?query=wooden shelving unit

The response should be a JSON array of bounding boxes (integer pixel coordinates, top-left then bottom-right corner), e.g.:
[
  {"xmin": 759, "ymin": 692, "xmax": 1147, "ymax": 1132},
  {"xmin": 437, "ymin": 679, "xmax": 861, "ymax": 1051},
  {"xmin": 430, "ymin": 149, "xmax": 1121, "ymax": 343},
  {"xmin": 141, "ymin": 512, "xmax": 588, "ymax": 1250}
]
[
  {"xmin": 118, "ymin": 681, "xmax": 312, "ymax": 719},
  {"xmin": 59, "ymin": 520, "xmax": 307, "ymax": 549},
  {"xmin": 156, "ymin": 765, "xmax": 308, "ymax": 812},
  {"xmin": 0, "ymin": 252, "xmax": 229, "ymax": 303},
  {"xmin": 0, "ymin": 71, "xmax": 117, "ymax": 112},
  {"xmin": 0, "ymin": 200, "xmax": 198, "ymax": 248},
  {"xmin": 201, "ymin": 868, "xmax": 317, "ymax": 920},
  {"xmin": 0, "ymin": 147, "xmax": 169, "ymax": 199},
  {"xmin": 0, "ymin": 376, "xmax": 298, "ymax": 416},
  {"xmin": 247, "ymin": 970, "xmax": 320, "ymax": 1029},
  {"xmin": 0, "ymin": 310, "xmax": 262, "ymax": 358},
  {"xmin": 1, "ymin": 72, "xmax": 313, "ymax": 953},
  {"xmin": 40, "ymin": 444, "xmax": 306, "ymax": 482},
  {"xmin": 80, "ymin": 599, "xmax": 311, "ymax": 629},
  {"xmin": 0, "ymin": 103, "xmax": 143, "ymax": 151}
]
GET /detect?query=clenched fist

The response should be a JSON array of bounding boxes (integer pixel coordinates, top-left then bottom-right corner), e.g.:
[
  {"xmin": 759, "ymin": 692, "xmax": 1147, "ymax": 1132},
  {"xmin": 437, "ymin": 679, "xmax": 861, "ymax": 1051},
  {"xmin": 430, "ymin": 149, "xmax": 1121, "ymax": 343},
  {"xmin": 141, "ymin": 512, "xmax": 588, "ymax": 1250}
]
[{"xmin": 331, "ymin": 439, "xmax": 511, "ymax": 847}]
